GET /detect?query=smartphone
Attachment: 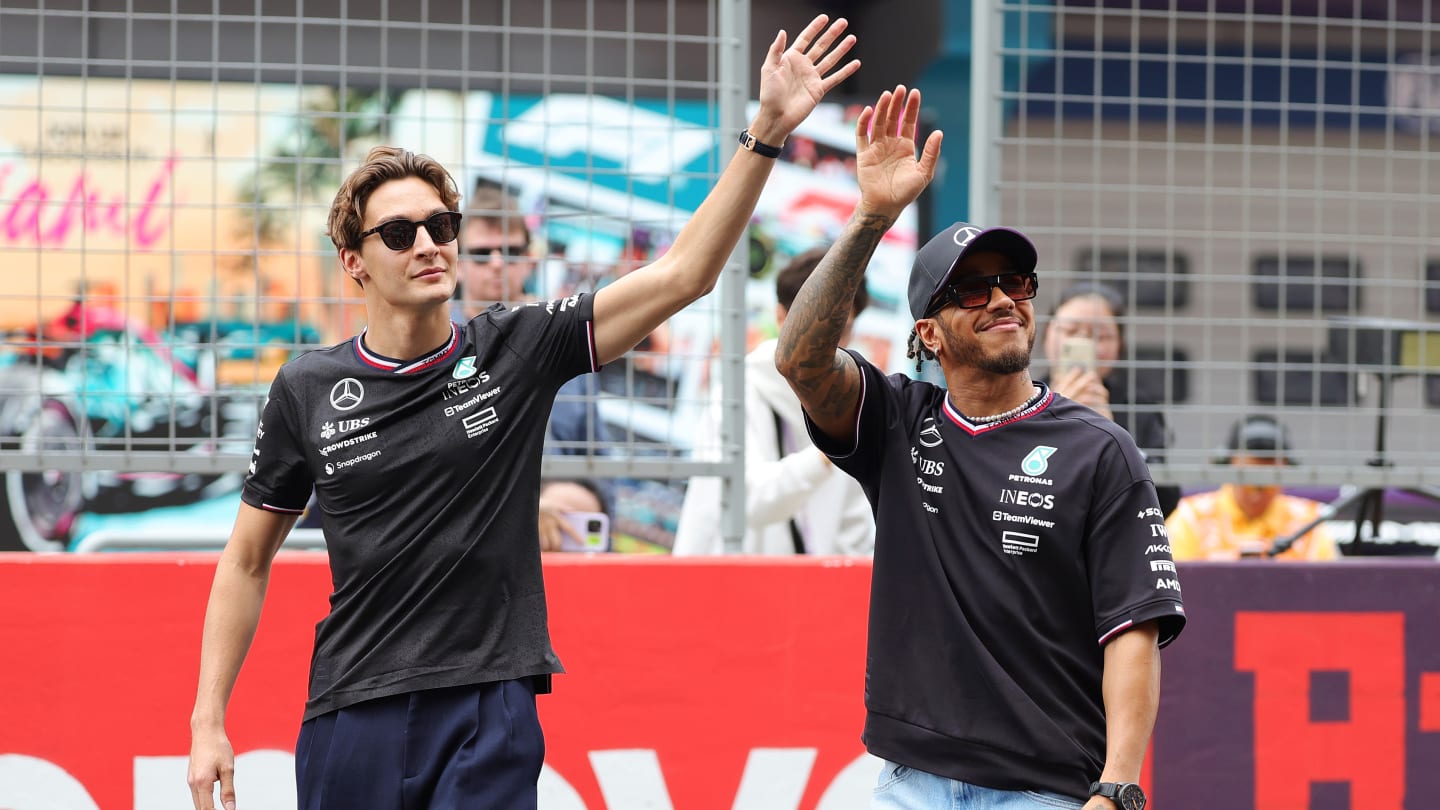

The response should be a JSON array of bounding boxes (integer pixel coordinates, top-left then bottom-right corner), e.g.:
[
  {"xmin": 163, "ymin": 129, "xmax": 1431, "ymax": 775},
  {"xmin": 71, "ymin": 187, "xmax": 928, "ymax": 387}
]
[
  {"xmin": 561, "ymin": 512, "xmax": 611, "ymax": 552},
  {"xmin": 1059, "ymin": 336, "xmax": 1097, "ymax": 375}
]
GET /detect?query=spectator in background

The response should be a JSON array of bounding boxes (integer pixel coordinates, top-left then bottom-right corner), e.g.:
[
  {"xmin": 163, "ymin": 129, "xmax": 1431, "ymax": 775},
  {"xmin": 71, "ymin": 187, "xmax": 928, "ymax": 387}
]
[
  {"xmin": 1167, "ymin": 415, "xmax": 1339, "ymax": 561},
  {"xmin": 672, "ymin": 247, "xmax": 875, "ymax": 556},
  {"xmin": 538, "ymin": 477, "xmax": 610, "ymax": 553},
  {"xmin": 1041, "ymin": 281, "xmax": 1181, "ymax": 515},
  {"xmin": 455, "ymin": 181, "xmax": 609, "ymax": 455}
]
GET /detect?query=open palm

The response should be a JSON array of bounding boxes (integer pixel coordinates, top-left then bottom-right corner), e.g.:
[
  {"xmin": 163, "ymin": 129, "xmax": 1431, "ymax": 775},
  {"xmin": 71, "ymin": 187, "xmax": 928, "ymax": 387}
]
[
  {"xmin": 756, "ymin": 15, "xmax": 861, "ymax": 134},
  {"xmin": 855, "ymin": 86, "xmax": 944, "ymax": 220}
]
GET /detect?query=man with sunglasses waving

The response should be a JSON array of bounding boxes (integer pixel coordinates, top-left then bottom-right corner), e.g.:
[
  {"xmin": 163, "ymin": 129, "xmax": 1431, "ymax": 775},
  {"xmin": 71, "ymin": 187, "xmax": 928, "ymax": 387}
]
[
  {"xmin": 775, "ymin": 85, "xmax": 1185, "ymax": 810},
  {"xmin": 187, "ymin": 13, "xmax": 859, "ymax": 810}
]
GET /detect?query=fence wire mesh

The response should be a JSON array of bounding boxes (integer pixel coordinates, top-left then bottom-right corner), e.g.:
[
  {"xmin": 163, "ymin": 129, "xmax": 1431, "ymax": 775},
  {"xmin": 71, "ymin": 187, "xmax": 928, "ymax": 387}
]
[
  {"xmin": 977, "ymin": 0, "xmax": 1440, "ymax": 493},
  {"xmin": 0, "ymin": 0, "xmax": 789, "ymax": 551}
]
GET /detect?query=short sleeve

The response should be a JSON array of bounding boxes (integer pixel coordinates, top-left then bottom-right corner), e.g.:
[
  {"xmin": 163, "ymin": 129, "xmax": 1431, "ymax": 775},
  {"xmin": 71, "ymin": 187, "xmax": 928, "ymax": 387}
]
[
  {"xmin": 240, "ymin": 369, "xmax": 313, "ymax": 514},
  {"xmin": 1087, "ymin": 473, "xmax": 1186, "ymax": 649},
  {"xmin": 488, "ymin": 293, "xmax": 599, "ymax": 382},
  {"xmin": 803, "ymin": 349, "xmax": 888, "ymax": 478}
]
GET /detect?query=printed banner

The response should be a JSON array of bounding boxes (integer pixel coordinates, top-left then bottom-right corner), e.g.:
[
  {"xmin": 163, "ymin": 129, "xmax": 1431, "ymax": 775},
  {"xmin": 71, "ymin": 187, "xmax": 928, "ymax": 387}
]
[{"xmin": 3, "ymin": 557, "xmax": 1437, "ymax": 809}]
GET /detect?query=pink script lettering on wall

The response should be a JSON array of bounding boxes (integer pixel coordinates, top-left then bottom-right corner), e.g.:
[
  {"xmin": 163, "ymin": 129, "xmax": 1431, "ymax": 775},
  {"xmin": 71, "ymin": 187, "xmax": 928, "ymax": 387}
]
[{"xmin": 0, "ymin": 156, "xmax": 178, "ymax": 251}]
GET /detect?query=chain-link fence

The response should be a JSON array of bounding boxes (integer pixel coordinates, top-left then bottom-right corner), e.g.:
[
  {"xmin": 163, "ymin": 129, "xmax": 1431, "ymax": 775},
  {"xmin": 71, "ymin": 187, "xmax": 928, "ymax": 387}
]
[
  {"xmin": 972, "ymin": 0, "xmax": 1439, "ymax": 501},
  {"xmin": 11, "ymin": 1, "xmax": 1433, "ymax": 555},
  {"xmin": 0, "ymin": 1, "xmax": 826, "ymax": 551}
]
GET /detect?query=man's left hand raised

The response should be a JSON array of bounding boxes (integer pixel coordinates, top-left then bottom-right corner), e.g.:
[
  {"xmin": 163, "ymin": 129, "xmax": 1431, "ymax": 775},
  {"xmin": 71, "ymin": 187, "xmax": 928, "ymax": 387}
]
[{"xmin": 749, "ymin": 14, "xmax": 862, "ymax": 143}]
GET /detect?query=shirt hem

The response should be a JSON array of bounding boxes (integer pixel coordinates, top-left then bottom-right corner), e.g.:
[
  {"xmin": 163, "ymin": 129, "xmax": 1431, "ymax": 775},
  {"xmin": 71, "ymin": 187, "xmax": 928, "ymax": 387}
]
[
  {"xmin": 302, "ymin": 662, "xmax": 564, "ymax": 722},
  {"xmin": 864, "ymin": 713, "xmax": 1091, "ymax": 800}
]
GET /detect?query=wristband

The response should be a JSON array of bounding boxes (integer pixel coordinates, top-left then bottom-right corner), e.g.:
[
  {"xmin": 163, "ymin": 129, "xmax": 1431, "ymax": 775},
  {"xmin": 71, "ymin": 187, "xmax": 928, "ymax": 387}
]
[{"xmin": 738, "ymin": 129, "xmax": 784, "ymax": 158}]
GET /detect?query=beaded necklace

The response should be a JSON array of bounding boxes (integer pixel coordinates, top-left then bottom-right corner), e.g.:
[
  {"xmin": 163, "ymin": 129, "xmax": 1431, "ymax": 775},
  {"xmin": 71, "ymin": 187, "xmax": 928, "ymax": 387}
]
[{"xmin": 962, "ymin": 384, "xmax": 1043, "ymax": 425}]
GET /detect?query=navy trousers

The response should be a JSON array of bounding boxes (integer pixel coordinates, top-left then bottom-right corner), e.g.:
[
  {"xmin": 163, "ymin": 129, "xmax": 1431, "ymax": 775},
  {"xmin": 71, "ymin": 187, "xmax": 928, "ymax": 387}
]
[{"xmin": 295, "ymin": 680, "xmax": 545, "ymax": 810}]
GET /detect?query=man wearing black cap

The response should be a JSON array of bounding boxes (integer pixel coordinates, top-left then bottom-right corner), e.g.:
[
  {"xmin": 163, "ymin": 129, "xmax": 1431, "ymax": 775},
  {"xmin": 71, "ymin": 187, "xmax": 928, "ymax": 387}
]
[
  {"xmin": 1166, "ymin": 415, "xmax": 1338, "ymax": 561},
  {"xmin": 776, "ymin": 85, "xmax": 1185, "ymax": 810}
]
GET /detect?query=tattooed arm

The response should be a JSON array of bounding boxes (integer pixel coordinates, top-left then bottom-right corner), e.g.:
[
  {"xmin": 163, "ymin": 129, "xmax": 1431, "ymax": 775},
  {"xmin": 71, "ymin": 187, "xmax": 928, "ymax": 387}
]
[
  {"xmin": 775, "ymin": 85, "xmax": 942, "ymax": 441},
  {"xmin": 592, "ymin": 15, "xmax": 858, "ymax": 365},
  {"xmin": 776, "ymin": 212, "xmax": 890, "ymax": 439}
]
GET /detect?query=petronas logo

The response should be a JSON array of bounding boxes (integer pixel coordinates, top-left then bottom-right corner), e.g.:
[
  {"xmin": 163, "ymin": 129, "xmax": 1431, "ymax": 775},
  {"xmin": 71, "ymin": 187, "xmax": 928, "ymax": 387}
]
[
  {"xmin": 1021, "ymin": 446, "xmax": 1057, "ymax": 476},
  {"xmin": 452, "ymin": 356, "xmax": 477, "ymax": 379}
]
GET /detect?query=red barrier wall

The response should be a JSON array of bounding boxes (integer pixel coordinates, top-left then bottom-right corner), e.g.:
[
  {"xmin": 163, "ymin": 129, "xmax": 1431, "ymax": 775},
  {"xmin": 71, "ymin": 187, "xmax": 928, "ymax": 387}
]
[{"xmin": 1, "ymin": 555, "xmax": 1437, "ymax": 809}]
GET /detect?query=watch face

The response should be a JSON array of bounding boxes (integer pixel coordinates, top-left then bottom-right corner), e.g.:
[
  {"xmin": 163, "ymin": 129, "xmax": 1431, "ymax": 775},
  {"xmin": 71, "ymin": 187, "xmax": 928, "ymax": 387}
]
[{"xmin": 1118, "ymin": 783, "xmax": 1147, "ymax": 810}]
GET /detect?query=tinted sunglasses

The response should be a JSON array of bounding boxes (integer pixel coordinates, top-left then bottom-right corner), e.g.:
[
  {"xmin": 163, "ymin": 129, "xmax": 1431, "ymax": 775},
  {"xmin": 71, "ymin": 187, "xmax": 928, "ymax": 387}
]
[
  {"xmin": 928, "ymin": 272, "xmax": 1038, "ymax": 315},
  {"xmin": 464, "ymin": 243, "xmax": 531, "ymax": 261},
  {"xmin": 358, "ymin": 211, "xmax": 462, "ymax": 251}
]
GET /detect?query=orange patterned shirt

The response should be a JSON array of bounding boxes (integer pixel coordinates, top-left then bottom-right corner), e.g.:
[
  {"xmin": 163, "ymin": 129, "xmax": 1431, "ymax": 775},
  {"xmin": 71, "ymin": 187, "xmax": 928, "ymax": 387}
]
[{"xmin": 1165, "ymin": 485, "xmax": 1338, "ymax": 561}]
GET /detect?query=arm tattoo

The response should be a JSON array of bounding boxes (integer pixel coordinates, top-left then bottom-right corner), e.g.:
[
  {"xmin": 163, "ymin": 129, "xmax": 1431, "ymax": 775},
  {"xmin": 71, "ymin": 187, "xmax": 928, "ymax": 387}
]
[{"xmin": 776, "ymin": 211, "xmax": 892, "ymax": 421}]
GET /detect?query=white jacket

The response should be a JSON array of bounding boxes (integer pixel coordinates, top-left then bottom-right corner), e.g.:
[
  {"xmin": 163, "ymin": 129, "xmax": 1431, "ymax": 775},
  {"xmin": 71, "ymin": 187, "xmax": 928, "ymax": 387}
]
[{"xmin": 672, "ymin": 339, "xmax": 875, "ymax": 556}]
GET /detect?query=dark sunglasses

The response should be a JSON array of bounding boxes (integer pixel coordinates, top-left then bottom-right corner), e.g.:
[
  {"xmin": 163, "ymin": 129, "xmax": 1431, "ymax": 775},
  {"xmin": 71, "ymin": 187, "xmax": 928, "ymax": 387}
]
[
  {"xmin": 358, "ymin": 211, "xmax": 463, "ymax": 251},
  {"xmin": 928, "ymin": 272, "xmax": 1038, "ymax": 315},
  {"xmin": 464, "ymin": 243, "xmax": 530, "ymax": 261}
]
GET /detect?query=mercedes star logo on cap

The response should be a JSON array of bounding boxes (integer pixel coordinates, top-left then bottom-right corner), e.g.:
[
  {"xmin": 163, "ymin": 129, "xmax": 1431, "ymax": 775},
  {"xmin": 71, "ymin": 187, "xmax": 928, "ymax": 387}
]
[{"xmin": 952, "ymin": 225, "xmax": 983, "ymax": 247}]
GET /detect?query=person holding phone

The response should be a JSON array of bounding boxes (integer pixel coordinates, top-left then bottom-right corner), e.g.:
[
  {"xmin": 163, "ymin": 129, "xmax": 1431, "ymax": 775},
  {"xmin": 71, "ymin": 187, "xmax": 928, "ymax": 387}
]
[
  {"xmin": 538, "ymin": 477, "xmax": 611, "ymax": 552},
  {"xmin": 1041, "ymin": 282, "xmax": 1180, "ymax": 515}
]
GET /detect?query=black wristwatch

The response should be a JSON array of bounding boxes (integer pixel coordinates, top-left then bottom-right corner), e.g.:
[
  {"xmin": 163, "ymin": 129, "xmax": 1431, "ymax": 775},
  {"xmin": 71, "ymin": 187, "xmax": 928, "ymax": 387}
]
[
  {"xmin": 737, "ymin": 128, "xmax": 784, "ymax": 158},
  {"xmin": 1089, "ymin": 781, "xmax": 1146, "ymax": 810}
]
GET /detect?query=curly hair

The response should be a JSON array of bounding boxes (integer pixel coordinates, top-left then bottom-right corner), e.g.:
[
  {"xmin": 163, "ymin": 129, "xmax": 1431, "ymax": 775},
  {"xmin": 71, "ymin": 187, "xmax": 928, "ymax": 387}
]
[{"xmin": 326, "ymin": 145, "xmax": 462, "ymax": 252}]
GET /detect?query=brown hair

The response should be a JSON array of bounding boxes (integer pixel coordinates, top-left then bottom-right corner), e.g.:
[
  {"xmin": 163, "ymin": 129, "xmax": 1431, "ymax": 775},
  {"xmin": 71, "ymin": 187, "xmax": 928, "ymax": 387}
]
[
  {"xmin": 326, "ymin": 146, "xmax": 461, "ymax": 251},
  {"xmin": 775, "ymin": 246, "xmax": 868, "ymax": 317},
  {"xmin": 466, "ymin": 180, "xmax": 530, "ymax": 243}
]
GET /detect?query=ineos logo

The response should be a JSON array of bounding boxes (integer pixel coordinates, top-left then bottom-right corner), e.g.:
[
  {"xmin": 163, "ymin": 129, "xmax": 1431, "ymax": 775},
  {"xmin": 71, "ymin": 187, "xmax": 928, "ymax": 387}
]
[
  {"xmin": 952, "ymin": 226, "xmax": 983, "ymax": 247},
  {"xmin": 330, "ymin": 378, "xmax": 365, "ymax": 411}
]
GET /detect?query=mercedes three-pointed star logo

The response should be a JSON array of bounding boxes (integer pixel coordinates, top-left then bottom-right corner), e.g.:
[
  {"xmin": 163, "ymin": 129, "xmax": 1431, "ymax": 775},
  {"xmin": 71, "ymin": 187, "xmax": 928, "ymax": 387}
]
[
  {"xmin": 919, "ymin": 417, "xmax": 944, "ymax": 448},
  {"xmin": 329, "ymin": 378, "xmax": 365, "ymax": 411},
  {"xmin": 952, "ymin": 225, "xmax": 984, "ymax": 247}
]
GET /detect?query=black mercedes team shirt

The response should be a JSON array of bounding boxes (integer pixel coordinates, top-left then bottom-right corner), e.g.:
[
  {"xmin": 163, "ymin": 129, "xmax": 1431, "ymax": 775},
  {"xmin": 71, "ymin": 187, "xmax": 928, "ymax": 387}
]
[
  {"xmin": 807, "ymin": 351, "xmax": 1186, "ymax": 799},
  {"xmin": 242, "ymin": 294, "xmax": 599, "ymax": 721}
]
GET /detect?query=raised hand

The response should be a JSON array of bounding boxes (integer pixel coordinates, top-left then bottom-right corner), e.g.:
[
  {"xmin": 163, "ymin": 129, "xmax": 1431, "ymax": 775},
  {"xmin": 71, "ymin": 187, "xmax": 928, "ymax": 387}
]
[
  {"xmin": 754, "ymin": 15, "xmax": 861, "ymax": 139},
  {"xmin": 854, "ymin": 85, "xmax": 944, "ymax": 222}
]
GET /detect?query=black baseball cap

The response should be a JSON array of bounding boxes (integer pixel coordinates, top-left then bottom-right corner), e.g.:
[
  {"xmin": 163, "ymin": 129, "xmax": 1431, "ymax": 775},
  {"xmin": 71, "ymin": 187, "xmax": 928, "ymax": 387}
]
[
  {"xmin": 1216, "ymin": 416, "xmax": 1296, "ymax": 465},
  {"xmin": 907, "ymin": 222, "xmax": 1039, "ymax": 321}
]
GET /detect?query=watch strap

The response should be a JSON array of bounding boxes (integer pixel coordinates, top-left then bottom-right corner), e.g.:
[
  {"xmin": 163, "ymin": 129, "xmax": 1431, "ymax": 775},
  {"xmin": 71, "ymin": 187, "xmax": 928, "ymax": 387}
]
[
  {"xmin": 738, "ymin": 129, "xmax": 783, "ymax": 158},
  {"xmin": 1088, "ymin": 781, "xmax": 1146, "ymax": 810}
]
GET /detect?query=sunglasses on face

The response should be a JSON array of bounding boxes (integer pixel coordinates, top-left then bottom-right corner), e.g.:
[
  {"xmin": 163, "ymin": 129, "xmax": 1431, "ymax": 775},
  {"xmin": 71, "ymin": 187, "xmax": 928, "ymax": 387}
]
[
  {"xmin": 358, "ymin": 211, "xmax": 463, "ymax": 251},
  {"xmin": 464, "ymin": 244, "xmax": 531, "ymax": 261},
  {"xmin": 929, "ymin": 272, "xmax": 1039, "ymax": 315}
]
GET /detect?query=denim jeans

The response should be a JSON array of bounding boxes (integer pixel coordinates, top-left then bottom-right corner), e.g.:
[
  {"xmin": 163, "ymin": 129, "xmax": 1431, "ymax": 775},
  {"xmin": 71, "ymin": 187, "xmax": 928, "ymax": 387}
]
[{"xmin": 871, "ymin": 761, "xmax": 1085, "ymax": 810}]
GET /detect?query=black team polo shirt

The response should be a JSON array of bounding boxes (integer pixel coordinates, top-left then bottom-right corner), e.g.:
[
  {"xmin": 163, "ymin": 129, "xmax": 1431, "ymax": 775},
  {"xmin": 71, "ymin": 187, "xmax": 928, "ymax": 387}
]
[
  {"xmin": 242, "ymin": 293, "xmax": 599, "ymax": 721},
  {"xmin": 807, "ymin": 350, "xmax": 1186, "ymax": 800}
]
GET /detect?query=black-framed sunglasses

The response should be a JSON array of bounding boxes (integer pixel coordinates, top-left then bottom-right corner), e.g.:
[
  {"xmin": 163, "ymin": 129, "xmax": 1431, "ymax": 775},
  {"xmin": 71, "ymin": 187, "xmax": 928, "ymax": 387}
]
[
  {"xmin": 928, "ymin": 272, "xmax": 1038, "ymax": 315},
  {"xmin": 358, "ymin": 211, "xmax": 463, "ymax": 251},
  {"xmin": 464, "ymin": 243, "xmax": 531, "ymax": 261}
]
